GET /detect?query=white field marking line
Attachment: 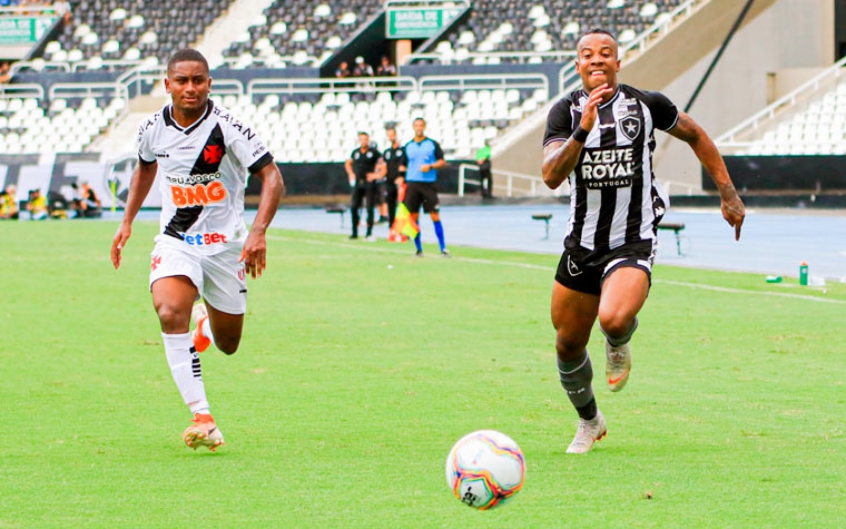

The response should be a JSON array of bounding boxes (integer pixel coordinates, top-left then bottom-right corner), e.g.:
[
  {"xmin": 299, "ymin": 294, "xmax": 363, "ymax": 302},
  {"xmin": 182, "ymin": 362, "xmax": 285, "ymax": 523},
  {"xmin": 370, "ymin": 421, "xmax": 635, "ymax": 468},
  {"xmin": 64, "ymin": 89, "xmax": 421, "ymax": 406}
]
[
  {"xmin": 268, "ymin": 235, "xmax": 845, "ymax": 304},
  {"xmin": 654, "ymin": 280, "xmax": 846, "ymax": 305},
  {"xmin": 268, "ymin": 234, "xmax": 551, "ymax": 270}
]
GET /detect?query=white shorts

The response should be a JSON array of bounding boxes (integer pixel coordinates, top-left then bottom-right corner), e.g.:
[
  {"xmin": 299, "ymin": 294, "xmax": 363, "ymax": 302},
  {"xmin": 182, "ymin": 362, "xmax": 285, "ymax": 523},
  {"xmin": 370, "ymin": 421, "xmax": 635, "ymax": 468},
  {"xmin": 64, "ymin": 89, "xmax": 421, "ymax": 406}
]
[{"xmin": 149, "ymin": 240, "xmax": 247, "ymax": 315}]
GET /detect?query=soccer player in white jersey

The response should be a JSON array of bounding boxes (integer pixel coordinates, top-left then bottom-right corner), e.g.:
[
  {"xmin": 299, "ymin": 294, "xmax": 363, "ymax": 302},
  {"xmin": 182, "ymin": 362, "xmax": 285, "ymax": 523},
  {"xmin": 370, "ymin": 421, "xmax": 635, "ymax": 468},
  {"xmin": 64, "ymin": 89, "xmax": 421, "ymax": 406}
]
[
  {"xmin": 541, "ymin": 29, "xmax": 746, "ymax": 453},
  {"xmin": 110, "ymin": 49, "xmax": 285, "ymax": 451}
]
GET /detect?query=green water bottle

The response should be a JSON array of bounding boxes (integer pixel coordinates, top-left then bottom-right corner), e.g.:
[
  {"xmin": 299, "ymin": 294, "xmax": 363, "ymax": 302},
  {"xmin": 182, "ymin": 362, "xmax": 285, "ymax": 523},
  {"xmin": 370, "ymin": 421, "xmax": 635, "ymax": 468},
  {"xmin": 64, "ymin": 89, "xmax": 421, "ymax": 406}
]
[{"xmin": 799, "ymin": 261, "xmax": 809, "ymax": 286}]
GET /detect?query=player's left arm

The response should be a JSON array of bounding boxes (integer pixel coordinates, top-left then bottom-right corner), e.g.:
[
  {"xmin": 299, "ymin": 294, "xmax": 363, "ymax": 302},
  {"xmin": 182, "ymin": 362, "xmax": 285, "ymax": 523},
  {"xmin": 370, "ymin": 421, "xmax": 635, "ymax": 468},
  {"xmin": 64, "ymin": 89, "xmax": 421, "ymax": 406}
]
[
  {"xmin": 242, "ymin": 161, "xmax": 285, "ymax": 279},
  {"xmin": 668, "ymin": 111, "xmax": 746, "ymax": 240}
]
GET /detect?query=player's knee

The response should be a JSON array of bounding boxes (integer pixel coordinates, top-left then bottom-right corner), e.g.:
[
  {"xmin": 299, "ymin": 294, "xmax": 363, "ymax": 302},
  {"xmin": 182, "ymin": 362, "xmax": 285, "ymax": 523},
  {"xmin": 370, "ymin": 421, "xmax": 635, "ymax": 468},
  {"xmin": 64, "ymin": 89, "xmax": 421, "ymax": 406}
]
[
  {"xmin": 598, "ymin": 310, "xmax": 634, "ymax": 340},
  {"xmin": 215, "ymin": 336, "xmax": 241, "ymax": 355},
  {"xmin": 156, "ymin": 304, "xmax": 190, "ymax": 333},
  {"xmin": 555, "ymin": 331, "xmax": 587, "ymax": 362}
]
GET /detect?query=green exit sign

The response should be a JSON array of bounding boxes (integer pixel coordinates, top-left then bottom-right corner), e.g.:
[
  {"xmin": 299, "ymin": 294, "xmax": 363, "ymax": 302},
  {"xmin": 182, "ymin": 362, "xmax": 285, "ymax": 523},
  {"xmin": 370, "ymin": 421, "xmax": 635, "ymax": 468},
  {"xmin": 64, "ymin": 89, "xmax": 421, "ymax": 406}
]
[
  {"xmin": 386, "ymin": 7, "xmax": 462, "ymax": 39},
  {"xmin": 0, "ymin": 16, "xmax": 56, "ymax": 45}
]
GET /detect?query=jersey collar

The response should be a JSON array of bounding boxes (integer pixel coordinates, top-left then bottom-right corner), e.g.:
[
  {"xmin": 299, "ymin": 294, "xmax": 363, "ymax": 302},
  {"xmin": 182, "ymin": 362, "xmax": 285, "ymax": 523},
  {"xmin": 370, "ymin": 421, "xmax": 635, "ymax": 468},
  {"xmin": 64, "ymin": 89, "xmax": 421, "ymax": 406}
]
[
  {"xmin": 164, "ymin": 100, "xmax": 214, "ymax": 135},
  {"xmin": 579, "ymin": 86, "xmax": 622, "ymax": 109}
]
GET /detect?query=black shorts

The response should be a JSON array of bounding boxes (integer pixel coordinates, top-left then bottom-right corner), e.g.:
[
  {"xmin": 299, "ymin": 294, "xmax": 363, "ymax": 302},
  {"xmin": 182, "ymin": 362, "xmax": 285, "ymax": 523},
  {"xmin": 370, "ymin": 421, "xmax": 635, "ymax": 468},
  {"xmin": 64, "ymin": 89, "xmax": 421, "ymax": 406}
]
[
  {"xmin": 403, "ymin": 182, "xmax": 440, "ymax": 214},
  {"xmin": 554, "ymin": 240, "xmax": 656, "ymax": 296}
]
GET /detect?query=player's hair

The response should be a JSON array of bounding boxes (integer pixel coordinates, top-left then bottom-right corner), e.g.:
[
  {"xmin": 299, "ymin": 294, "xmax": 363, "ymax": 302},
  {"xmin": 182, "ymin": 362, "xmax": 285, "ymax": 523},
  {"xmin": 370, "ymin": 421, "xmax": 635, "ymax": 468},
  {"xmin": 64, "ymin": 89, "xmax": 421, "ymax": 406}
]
[
  {"xmin": 385, "ymin": 126, "xmax": 396, "ymax": 133},
  {"xmin": 576, "ymin": 28, "xmax": 617, "ymax": 50},
  {"xmin": 413, "ymin": 117, "xmax": 426, "ymax": 125},
  {"xmin": 358, "ymin": 131, "xmax": 369, "ymax": 137},
  {"xmin": 167, "ymin": 49, "xmax": 209, "ymax": 75}
]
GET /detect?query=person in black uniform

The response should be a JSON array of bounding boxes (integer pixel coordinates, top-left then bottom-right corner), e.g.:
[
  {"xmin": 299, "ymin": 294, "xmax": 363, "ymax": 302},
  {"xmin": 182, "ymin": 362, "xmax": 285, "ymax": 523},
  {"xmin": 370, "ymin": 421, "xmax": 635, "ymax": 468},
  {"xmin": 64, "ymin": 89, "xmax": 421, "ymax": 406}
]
[
  {"xmin": 344, "ymin": 132, "xmax": 382, "ymax": 239},
  {"xmin": 541, "ymin": 29, "xmax": 746, "ymax": 454},
  {"xmin": 378, "ymin": 126, "xmax": 407, "ymax": 227}
]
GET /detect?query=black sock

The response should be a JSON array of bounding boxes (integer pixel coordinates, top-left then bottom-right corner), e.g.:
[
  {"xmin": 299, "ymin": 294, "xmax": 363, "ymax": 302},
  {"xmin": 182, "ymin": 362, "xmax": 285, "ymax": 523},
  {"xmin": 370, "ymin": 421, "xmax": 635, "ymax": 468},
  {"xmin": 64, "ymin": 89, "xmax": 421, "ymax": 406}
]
[
  {"xmin": 575, "ymin": 397, "xmax": 597, "ymax": 421},
  {"xmin": 558, "ymin": 350, "xmax": 596, "ymax": 420}
]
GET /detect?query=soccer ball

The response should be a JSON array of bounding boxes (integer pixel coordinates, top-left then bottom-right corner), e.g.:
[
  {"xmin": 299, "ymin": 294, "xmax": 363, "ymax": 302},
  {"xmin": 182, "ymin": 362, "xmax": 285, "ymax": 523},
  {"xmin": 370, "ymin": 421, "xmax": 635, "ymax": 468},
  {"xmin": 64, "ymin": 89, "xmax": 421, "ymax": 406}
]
[{"xmin": 445, "ymin": 430, "xmax": 526, "ymax": 510}]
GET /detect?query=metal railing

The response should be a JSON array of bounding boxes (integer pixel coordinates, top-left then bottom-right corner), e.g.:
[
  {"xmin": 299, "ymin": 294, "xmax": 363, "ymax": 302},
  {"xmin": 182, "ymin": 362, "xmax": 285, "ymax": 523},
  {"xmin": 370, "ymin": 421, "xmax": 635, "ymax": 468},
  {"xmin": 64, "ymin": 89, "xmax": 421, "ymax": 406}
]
[
  {"xmin": 458, "ymin": 163, "xmax": 566, "ymax": 198},
  {"xmin": 49, "ymin": 81, "xmax": 125, "ymax": 100},
  {"xmin": 247, "ymin": 76, "xmax": 418, "ymax": 96},
  {"xmin": 71, "ymin": 59, "xmax": 146, "ymax": 72},
  {"xmin": 115, "ymin": 64, "xmax": 164, "ymax": 99},
  {"xmin": 419, "ymin": 73, "xmax": 547, "ymax": 93},
  {"xmin": 219, "ymin": 55, "xmax": 321, "ymax": 69},
  {"xmin": 10, "ymin": 60, "xmax": 71, "ymax": 74},
  {"xmin": 0, "ymin": 83, "xmax": 45, "ymax": 99},
  {"xmin": 408, "ymin": 50, "xmax": 576, "ymax": 65},
  {"xmin": 384, "ymin": 0, "xmax": 469, "ymax": 7}
]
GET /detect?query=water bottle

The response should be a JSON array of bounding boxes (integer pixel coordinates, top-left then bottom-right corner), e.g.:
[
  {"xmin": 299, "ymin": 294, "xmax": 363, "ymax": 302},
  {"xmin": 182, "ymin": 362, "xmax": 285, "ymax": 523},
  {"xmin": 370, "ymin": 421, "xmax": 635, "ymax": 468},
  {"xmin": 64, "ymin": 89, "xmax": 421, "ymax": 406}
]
[{"xmin": 799, "ymin": 261, "xmax": 809, "ymax": 286}]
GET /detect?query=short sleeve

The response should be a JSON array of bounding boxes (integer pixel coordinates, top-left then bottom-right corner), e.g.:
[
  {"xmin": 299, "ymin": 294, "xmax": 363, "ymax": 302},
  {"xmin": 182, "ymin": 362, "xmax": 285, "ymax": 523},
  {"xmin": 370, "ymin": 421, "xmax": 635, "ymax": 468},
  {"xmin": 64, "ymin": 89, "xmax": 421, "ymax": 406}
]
[
  {"xmin": 136, "ymin": 117, "xmax": 156, "ymax": 164},
  {"xmin": 543, "ymin": 98, "xmax": 574, "ymax": 147},
  {"xmin": 432, "ymin": 140, "xmax": 444, "ymax": 161},
  {"xmin": 641, "ymin": 90, "xmax": 679, "ymax": 131},
  {"xmin": 225, "ymin": 116, "xmax": 274, "ymax": 173}
]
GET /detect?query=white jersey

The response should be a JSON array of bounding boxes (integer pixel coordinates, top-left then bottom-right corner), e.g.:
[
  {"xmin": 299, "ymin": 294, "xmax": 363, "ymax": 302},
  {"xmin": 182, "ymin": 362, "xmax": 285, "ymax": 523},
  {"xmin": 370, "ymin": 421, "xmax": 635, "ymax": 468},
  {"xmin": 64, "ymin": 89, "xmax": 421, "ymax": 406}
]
[{"xmin": 137, "ymin": 101, "xmax": 273, "ymax": 255}]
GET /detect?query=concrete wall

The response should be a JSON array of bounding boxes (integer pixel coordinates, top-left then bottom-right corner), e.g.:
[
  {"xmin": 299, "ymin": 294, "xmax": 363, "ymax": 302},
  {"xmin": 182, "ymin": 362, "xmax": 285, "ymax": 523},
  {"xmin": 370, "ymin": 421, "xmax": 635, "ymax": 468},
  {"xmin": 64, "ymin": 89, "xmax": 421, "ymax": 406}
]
[{"xmin": 654, "ymin": 0, "xmax": 835, "ymax": 193}]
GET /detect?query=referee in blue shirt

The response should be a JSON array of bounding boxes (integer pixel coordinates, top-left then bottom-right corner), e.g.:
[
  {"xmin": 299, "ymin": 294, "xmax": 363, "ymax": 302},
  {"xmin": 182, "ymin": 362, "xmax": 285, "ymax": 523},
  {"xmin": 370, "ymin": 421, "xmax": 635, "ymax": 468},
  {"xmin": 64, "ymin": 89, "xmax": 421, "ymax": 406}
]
[{"xmin": 403, "ymin": 117, "xmax": 449, "ymax": 256}]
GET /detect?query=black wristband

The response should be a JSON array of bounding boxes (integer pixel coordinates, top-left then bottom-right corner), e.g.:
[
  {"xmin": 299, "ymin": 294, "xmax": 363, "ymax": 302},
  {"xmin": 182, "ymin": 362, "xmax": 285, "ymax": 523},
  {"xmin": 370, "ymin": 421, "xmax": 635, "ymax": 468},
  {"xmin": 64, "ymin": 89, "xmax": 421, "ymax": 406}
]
[{"xmin": 571, "ymin": 126, "xmax": 589, "ymax": 143}]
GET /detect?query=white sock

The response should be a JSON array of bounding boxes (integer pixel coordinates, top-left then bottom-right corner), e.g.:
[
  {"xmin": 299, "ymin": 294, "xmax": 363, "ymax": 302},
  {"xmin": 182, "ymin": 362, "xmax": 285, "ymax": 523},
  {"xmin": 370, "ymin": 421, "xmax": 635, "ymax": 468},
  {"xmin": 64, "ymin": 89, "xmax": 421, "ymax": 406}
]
[
  {"xmin": 162, "ymin": 332, "xmax": 210, "ymax": 415},
  {"xmin": 199, "ymin": 317, "xmax": 216, "ymax": 348}
]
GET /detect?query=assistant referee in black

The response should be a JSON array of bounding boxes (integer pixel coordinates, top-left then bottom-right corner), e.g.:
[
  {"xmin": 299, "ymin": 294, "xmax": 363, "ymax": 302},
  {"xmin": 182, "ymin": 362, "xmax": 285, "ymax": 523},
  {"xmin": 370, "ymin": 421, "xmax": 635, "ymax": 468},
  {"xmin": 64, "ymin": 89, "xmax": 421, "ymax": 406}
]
[{"xmin": 344, "ymin": 131, "xmax": 382, "ymax": 239}]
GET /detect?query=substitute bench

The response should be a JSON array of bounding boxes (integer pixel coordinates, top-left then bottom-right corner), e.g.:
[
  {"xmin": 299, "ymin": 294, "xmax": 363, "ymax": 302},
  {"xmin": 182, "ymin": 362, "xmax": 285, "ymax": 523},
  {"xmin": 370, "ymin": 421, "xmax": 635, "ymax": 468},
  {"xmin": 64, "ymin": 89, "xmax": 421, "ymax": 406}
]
[
  {"xmin": 531, "ymin": 213, "xmax": 553, "ymax": 240},
  {"xmin": 326, "ymin": 206, "xmax": 345, "ymax": 228},
  {"xmin": 657, "ymin": 222, "xmax": 686, "ymax": 256}
]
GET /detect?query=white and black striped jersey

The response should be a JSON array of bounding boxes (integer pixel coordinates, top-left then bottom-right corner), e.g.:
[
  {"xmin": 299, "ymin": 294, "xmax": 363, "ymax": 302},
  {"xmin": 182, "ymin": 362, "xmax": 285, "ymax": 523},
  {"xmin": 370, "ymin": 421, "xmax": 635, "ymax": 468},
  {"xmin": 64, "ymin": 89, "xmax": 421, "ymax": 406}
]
[
  {"xmin": 543, "ymin": 84, "xmax": 678, "ymax": 253},
  {"xmin": 137, "ymin": 100, "xmax": 274, "ymax": 255}
]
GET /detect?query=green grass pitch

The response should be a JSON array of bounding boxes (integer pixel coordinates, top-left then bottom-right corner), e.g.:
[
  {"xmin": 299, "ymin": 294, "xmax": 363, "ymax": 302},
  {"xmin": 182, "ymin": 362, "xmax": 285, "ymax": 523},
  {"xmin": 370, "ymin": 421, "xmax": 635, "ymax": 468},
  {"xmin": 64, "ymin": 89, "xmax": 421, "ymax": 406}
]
[{"xmin": 0, "ymin": 220, "xmax": 844, "ymax": 527}]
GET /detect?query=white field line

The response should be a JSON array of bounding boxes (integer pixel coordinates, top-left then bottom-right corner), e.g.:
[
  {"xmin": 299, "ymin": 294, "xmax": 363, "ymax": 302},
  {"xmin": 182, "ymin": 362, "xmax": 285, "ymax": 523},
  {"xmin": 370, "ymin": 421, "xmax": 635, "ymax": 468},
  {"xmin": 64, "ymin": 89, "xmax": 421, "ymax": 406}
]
[{"xmin": 268, "ymin": 235, "xmax": 846, "ymax": 305}]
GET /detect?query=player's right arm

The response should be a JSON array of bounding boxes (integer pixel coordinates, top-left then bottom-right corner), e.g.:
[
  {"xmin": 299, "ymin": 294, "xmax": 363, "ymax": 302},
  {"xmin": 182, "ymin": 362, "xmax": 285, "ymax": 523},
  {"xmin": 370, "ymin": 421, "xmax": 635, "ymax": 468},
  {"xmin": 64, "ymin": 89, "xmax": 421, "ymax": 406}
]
[
  {"xmin": 111, "ymin": 160, "xmax": 157, "ymax": 269},
  {"xmin": 542, "ymin": 85, "xmax": 613, "ymax": 189}
]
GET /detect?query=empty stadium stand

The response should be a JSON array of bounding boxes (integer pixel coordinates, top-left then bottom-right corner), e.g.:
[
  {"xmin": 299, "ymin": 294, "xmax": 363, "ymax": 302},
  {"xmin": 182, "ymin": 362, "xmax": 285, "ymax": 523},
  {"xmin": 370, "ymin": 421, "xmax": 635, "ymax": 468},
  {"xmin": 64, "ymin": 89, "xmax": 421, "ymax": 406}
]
[
  {"xmin": 209, "ymin": 83, "xmax": 548, "ymax": 163},
  {"xmin": 717, "ymin": 56, "xmax": 846, "ymax": 156},
  {"xmin": 41, "ymin": 0, "xmax": 235, "ymax": 68},
  {"xmin": 221, "ymin": 0, "xmax": 382, "ymax": 69},
  {"xmin": 417, "ymin": 0, "xmax": 684, "ymax": 64},
  {"xmin": 0, "ymin": 94, "xmax": 125, "ymax": 154}
]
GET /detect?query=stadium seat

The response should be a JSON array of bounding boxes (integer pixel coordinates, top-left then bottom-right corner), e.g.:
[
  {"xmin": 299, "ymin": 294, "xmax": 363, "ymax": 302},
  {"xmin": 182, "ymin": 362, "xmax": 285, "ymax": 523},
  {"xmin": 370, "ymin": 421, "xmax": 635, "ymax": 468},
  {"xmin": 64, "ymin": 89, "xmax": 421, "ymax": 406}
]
[{"xmin": 418, "ymin": 0, "xmax": 686, "ymax": 63}]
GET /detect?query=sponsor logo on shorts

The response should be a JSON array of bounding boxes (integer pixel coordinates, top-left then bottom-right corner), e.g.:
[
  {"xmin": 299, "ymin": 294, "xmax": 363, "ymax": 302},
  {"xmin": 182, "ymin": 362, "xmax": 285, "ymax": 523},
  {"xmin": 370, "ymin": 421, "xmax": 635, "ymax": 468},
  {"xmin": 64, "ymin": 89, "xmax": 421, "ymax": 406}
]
[
  {"xmin": 237, "ymin": 268, "xmax": 246, "ymax": 281},
  {"xmin": 151, "ymin": 254, "xmax": 162, "ymax": 271},
  {"xmin": 182, "ymin": 232, "xmax": 228, "ymax": 246}
]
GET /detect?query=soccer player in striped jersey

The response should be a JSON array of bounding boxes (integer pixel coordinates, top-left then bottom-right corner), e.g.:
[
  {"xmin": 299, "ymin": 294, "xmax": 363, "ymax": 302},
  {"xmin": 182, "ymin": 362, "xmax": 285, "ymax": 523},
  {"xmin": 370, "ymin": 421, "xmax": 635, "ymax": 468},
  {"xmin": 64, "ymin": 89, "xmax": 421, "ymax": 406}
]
[
  {"xmin": 110, "ymin": 49, "xmax": 285, "ymax": 451},
  {"xmin": 541, "ymin": 29, "xmax": 745, "ymax": 453}
]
